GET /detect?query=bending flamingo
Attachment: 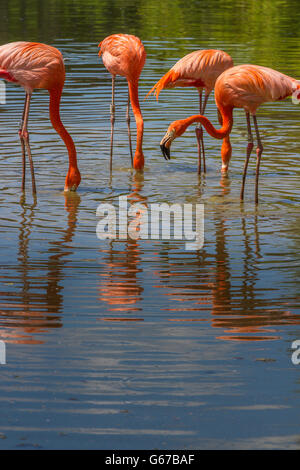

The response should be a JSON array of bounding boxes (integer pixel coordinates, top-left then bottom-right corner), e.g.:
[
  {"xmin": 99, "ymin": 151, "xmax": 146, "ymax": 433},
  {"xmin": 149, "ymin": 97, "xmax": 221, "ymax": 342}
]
[
  {"xmin": 147, "ymin": 49, "xmax": 233, "ymax": 173},
  {"xmin": 98, "ymin": 34, "xmax": 146, "ymax": 171},
  {"xmin": 0, "ymin": 41, "xmax": 81, "ymax": 194},
  {"xmin": 160, "ymin": 64, "xmax": 300, "ymax": 203}
]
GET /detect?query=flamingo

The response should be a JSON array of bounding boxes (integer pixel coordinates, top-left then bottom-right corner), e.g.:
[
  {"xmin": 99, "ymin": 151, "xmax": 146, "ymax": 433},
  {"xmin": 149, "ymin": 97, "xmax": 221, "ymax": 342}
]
[
  {"xmin": 147, "ymin": 49, "xmax": 234, "ymax": 173},
  {"xmin": 160, "ymin": 64, "xmax": 300, "ymax": 203},
  {"xmin": 98, "ymin": 34, "xmax": 146, "ymax": 171},
  {"xmin": 0, "ymin": 41, "xmax": 81, "ymax": 194}
]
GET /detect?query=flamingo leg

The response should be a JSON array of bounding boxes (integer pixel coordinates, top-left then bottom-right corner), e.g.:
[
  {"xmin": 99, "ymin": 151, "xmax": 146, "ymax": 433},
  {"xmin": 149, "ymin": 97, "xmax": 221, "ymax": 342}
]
[
  {"xmin": 195, "ymin": 89, "xmax": 203, "ymax": 174},
  {"xmin": 126, "ymin": 88, "xmax": 133, "ymax": 167},
  {"xmin": 20, "ymin": 92, "xmax": 36, "ymax": 195},
  {"xmin": 109, "ymin": 75, "xmax": 116, "ymax": 173},
  {"xmin": 19, "ymin": 97, "xmax": 27, "ymax": 191},
  {"xmin": 200, "ymin": 93, "xmax": 209, "ymax": 173},
  {"xmin": 252, "ymin": 115, "xmax": 263, "ymax": 204},
  {"xmin": 195, "ymin": 90, "xmax": 209, "ymax": 174},
  {"xmin": 240, "ymin": 112, "xmax": 254, "ymax": 201}
]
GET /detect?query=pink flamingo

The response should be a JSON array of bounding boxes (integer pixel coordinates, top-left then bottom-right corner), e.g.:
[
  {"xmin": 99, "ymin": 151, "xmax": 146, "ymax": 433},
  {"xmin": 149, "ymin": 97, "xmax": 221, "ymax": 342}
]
[
  {"xmin": 147, "ymin": 49, "xmax": 234, "ymax": 173},
  {"xmin": 160, "ymin": 64, "xmax": 300, "ymax": 203},
  {"xmin": 98, "ymin": 34, "xmax": 146, "ymax": 171},
  {"xmin": 0, "ymin": 41, "xmax": 81, "ymax": 194}
]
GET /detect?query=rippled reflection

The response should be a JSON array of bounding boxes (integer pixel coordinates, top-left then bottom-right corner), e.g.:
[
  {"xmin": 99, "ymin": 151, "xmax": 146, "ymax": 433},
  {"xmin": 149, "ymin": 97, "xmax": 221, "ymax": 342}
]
[
  {"xmin": 0, "ymin": 0, "xmax": 300, "ymax": 450},
  {"xmin": 98, "ymin": 173, "xmax": 145, "ymax": 316},
  {"xmin": 0, "ymin": 193, "xmax": 80, "ymax": 343},
  {"xmin": 151, "ymin": 206, "xmax": 300, "ymax": 341}
]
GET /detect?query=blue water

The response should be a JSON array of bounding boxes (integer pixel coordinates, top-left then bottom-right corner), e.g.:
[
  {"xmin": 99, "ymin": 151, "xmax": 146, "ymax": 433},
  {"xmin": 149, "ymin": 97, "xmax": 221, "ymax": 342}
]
[{"xmin": 0, "ymin": 0, "xmax": 300, "ymax": 449}]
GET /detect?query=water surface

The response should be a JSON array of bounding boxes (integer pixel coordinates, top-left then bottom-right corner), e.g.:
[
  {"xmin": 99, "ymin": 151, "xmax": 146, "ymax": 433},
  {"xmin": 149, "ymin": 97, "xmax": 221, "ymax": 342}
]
[{"xmin": 0, "ymin": 0, "xmax": 299, "ymax": 450}]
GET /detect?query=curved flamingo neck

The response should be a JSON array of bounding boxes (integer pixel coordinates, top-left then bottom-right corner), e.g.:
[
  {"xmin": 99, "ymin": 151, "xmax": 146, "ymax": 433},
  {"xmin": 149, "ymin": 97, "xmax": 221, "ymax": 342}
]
[
  {"xmin": 128, "ymin": 79, "xmax": 144, "ymax": 169},
  {"xmin": 180, "ymin": 106, "xmax": 233, "ymax": 140},
  {"xmin": 49, "ymin": 86, "xmax": 81, "ymax": 189},
  {"xmin": 49, "ymin": 87, "xmax": 76, "ymax": 162}
]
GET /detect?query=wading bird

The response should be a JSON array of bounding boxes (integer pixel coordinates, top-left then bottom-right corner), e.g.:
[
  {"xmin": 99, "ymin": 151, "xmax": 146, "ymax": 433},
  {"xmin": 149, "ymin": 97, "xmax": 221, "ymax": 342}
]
[
  {"xmin": 160, "ymin": 64, "xmax": 300, "ymax": 203},
  {"xmin": 0, "ymin": 41, "xmax": 81, "ymax": 194},
  {"xmin": 147, "ymin": 49, "xmax": 233, "ymax": 173},
  {"xmin": 98, "ymin": 34, "xmax": 146, "ymax": 171}
]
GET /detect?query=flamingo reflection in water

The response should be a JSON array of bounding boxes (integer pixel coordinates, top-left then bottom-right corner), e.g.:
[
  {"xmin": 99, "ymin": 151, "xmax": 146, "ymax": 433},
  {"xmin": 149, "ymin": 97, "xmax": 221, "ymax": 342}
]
[
  {"xmin": 0, "ymin": 193, "xmax": 80, "ymax": 344},
  {"xmin": 98, "ymin": 173, "xmax": 147, "ymax": 319},
  {"xmin": 153, "ymin": 209, "xmax": 296, "ymax": 341}
]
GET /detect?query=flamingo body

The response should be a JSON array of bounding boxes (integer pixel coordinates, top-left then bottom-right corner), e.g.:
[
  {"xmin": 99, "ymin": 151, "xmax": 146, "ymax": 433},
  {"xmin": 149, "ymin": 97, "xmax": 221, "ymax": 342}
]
[
  {"xmin": 148, "ymin": 49, "xmax": 233, "ymax": 173},
  {"xmin": 0, "ymin": 41, "xmax": 81, "ymax": 192},
  {"xmin": 99, "ymin": 34, "xmax": 146, "ymax": 170},
  {"xmin": 0, "ymin": 42, "xmax": 65, "ymax": 92},
  {"xmin": 148, "ymin": 49, "xmax": 233, "ymax": 99},
  {"xmin": 215, "ymin": 64, "xmax": 299, "ymax": 114},
  {"xmin": 99, "ymin": 34, "xmax": 145, "ymax": 81},
  {"xmin": 160, "ymin": 64, "xmax": 300, "ymax": 203}
]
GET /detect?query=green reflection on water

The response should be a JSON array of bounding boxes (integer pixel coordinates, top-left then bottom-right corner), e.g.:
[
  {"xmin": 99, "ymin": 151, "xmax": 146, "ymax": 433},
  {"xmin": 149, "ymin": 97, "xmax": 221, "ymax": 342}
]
[{"xmin": 1, "ymin": 0, "xmax": 300, "ymax": 70}]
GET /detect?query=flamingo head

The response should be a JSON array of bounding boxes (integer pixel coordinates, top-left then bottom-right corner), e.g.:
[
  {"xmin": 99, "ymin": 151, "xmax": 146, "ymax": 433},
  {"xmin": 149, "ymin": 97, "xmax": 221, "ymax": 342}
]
[
  {"xmin": 64, "ymin": 167, "xmax": 81, "ymax": 192},
  {"xmin": 160, "ymin": 120, "xmax": 189, "ymax": 160}
]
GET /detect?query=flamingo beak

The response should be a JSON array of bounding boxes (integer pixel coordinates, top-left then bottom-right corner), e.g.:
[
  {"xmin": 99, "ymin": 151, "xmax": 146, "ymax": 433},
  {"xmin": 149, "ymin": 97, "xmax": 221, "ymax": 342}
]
[
  {"xmin": 160, "ymin": 142, "xmax": 171, "ymax": 160},
  {"xmin": 160, "ymin": 131, "xmax": 174, "ymax": 160}
]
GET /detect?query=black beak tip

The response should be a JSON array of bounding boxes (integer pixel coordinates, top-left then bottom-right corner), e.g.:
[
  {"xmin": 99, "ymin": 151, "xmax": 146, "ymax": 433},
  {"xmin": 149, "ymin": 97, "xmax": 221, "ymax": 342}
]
[{"xmin": 160, "ymin": 144, "xmax": 171, "ymax": 161}]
